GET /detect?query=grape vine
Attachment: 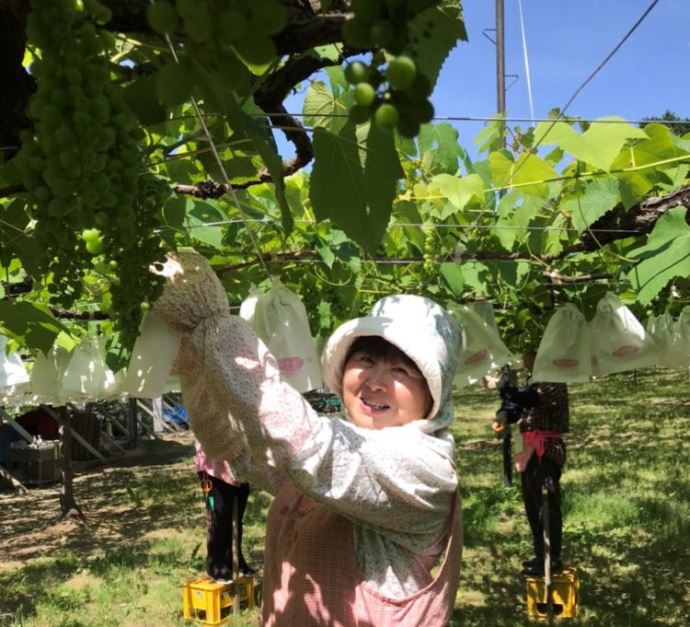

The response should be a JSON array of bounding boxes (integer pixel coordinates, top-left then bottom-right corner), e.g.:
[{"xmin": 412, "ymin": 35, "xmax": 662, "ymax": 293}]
[
  {"xmin": 146, "ymin": 0, "xmax": 287, "ymax": 106},
  {"xmin": 343, "ymin": 0, "xmax": 438, "ymax": 137},
  {"xmin": 16, "ymin": 0, "xmax": 169, "ymax": 348}
]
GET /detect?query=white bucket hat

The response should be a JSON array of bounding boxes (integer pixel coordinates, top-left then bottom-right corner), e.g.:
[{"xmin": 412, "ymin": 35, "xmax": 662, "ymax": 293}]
[{"xmin": 321, "ymin": 295, "xmax": 461, "ymax": 431}]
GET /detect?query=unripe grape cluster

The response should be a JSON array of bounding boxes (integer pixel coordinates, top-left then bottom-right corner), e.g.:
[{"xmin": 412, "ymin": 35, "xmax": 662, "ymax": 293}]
[
  {"xmin": 342, "ymin": 0, "xmax": 438, "ymax": 137},
  {"xmin": 17, "ymin": 0, "xmax": 169, "ymax": 347},
  {"xmin": 147, "ymin": 0, "xmax": 287, "ymax": 105}
]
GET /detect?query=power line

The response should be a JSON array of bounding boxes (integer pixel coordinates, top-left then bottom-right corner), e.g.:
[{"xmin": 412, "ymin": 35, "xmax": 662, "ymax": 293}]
[
  {"xmin": 180, "ymin": 217, "xmax": 642, "ymax": 236},
  {"xmin": 517, "ymin": 0, "xmax": 535, "ymax": 122},
  {"xmin": 557, "ymin": 0, "xmax": 661, "ymax": 120},
  {"xmin": 262, "ymin": 112, "xmax": 690, "ymax": 127}
]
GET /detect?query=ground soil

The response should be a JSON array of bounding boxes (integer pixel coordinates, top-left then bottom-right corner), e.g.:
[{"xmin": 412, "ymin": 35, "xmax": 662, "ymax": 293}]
[{"xmin": 0, "ymin": 431, "xmax": 197, "ymax": 574}]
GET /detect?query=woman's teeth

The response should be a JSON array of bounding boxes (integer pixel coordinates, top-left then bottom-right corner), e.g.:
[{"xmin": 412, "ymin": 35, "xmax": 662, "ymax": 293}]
[{"xmin": 363, "ymin": 399, "xmax": 388, "ymax": 410}]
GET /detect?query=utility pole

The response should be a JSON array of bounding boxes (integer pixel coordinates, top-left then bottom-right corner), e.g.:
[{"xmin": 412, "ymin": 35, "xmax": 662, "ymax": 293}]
[
  {"xmin": 496, "ymin": 0, "xmax": 512, "ymax": 487},
  {"xmin": 496, "ymin": 0, "xmax": 506, "ymax": 129},
  {"xmin": 496, "ymin": 0, "xmax": 506, "ymax": 114}
]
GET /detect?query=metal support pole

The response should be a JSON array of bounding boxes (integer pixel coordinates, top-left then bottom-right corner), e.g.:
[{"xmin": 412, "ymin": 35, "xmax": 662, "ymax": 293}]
[
  {"xmin": 232, "ymin": 497, "xmax": 240, "ymax": 617},
  {"xmin": 496, "ymin": 0, "xmax": 506, "ymax": 115},
  {"xmin": 502, "ymin": 425, "xmax": 513, "ymax": 486},
  {"xmin": 542, "ymin": 484, "xmax": 553, "ymax": 617}
]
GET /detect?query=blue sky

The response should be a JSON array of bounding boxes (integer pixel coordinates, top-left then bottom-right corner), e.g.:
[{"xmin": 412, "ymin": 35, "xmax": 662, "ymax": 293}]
[
  {"xmin": 280, "ymin": 1, "xmax": 689, "ymax": 160},
  {"xmin": 434, "ymin": 0, "xmax": 690, "ymax": 147}
]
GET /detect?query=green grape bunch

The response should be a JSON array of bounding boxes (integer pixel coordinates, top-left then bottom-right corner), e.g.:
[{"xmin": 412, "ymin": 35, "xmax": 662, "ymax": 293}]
[
  {"xmin": 342, "ymin": 0, "xmax": 439, "ymax": 137},
  {"xmin": 147, "ymin": 0, "xmax": 288, "ymax": 105},
  {"xmin": 16, "ymin": 0, "xmax": 170, "ymax": 348}
]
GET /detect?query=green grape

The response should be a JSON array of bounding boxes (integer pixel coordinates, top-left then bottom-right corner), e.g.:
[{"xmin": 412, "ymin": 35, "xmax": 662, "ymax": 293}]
[
  {"xmin": 47, "ymin": 198, "xmax": 69, "ymax": 217},
  {"xmin": 353, "ymin": 82, "xmax": 377, "ymax": 107},
  {"xmin": 234, "ymin": 36, "xmax": 277, "ymax": 65},
  {"xmin": 349, "ymin": 104, "xmax": 373, "ymax": 125},
  {"xmin": 175, "ymin": 0, "xmax": 196, "ymax": 20},
  {"xmin": 386, "ymin": 55, "xmax": 417, "ymax": 90},
  {"xmin": 384, "ymin": 0, "xmax": 405, "ymax": 12},
  {"xmin": 85, "ymin": 238, "xmax": 104, "ymax": 255},
  {"xmin": 18, "ymin": 0, "xmax": 172, "ymax": 348},
  {"xmin": 91, "ymin": 4, "xmax": 111, "ymax": 25},
  {"xmin": 351, "ymin": 0, "xmax": 383, "ymax": 22},
  {"xmin": 156, "ymin": 62, "xmax": 193, "ymax": 106},
  {"xmin": 395, "ymin": 114, "xmax": 420, "ymax": 139},
  {"xmin": 81, "ymin": 228, "xmax": 101, "ymax": 243},
  {"xmin": 342, "ymin": 17, "xmax": 371, "ymax": 49},
  {"xmin": 147, "ymin": 1, "xmax": 178, "ymax": 35},
  {"xmin": 99, "ymin": 29, "xmax": 116, "ymax": 50},
  {"xmin": 344, "ymin": 61, "xmax": 370, "ymax": 85},
  {"xmin": 374, "ymin": 103, "xmax": 399, "ymax": 130},
  {"xmin": 370, "ymin": 19, "xmax": 395, "ymax": 47},
  {"xmin": 217, "ymin": 7, "xmax": 248, "ymax": 42},
  {"xmin": 183, "ymin": 7, "xmax": 212, "ymax": 42},
  {"xmin": 34, "ymin": 185, "xmax": 51, "ymax": 202},
  {"xmin": 95, "ymin": 211, "xmax": 110, "ymax": 227},
  {"xmin": 248, "ymin": 0, "xmax": 287, "ymax": 35},
  {"xmin": 411, "ymin": 98, "xmax": 434, "ymax": 124},
  {"xmin": 405, "ymin": 73, "xmax": 433, "ymax": 101}
]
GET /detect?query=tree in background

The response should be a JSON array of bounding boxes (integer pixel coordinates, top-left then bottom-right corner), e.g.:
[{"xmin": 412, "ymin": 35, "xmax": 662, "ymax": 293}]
[{"xmin": 641, "ymin": 110, "xmax": 690, "ymax": 136}]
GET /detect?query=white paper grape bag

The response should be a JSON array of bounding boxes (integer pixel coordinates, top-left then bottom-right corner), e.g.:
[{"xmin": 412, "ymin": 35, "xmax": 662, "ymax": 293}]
[
  {"xmin": 590, "ymin": 293, "xmax": 659, "ymax": 376},
  {"xmin": 447, "ymin": 303, "xmax": 513, "ymax": 388},
  {"xmin": 29, "ymin": 344, "xmax": 72, "ymax": 403},
  {"xmin": 0, "ymin": 334, "xmax": 30, "ymax": 390},
  {"xmin": 122, "ymin": 311, "xmax": 181, "ymax": 399},
  {"xmin": 0, "ymin": 335, "xmax": 31, "ymax": 405},
  {"xmin": 669, "ymin": 306, "xmax": 690, "ymax": 368},
  {"xmin": 61, "ymin": 336, "xmax": 110, "ymax": 400},
  {"xmin": 467, "ymin": 301, "xmax": 499, "ymax": 334},
  {"xmin": 646, "ymin": 313, "xmax": 682, "ymax": 368},
  {"xmin": 532, "ymin": 304, "xmax": 593, "ymax": 383},
  {"xmin": 240, "ymin": 280, "xmax": 323, "ymax": 393}
]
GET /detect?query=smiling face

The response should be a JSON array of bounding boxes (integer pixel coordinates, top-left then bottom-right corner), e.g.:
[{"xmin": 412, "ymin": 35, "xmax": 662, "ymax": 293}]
[{"xmin": 341, "ymin": 337, "xmax": 433, "ymax": 430}]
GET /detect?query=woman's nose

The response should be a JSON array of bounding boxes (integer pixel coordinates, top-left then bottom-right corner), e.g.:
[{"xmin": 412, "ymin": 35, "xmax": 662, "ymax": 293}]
[{"xmin": 364, "ymin": 364, "xmax": 389, "ymax": 389}]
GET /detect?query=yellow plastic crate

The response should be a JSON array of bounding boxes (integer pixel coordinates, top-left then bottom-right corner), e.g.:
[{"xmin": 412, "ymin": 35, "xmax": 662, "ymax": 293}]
[
  {"xmin": 526, "ymin": 566, "xmax": 580, "ymax": 619},
  {"xmin": 182, "ymin": 575, "xmax": 255, "ymax": 625}
]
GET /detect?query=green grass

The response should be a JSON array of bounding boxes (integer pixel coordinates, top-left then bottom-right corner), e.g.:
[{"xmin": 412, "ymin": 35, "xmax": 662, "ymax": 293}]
[
  {"xmin": 451, "ymin": 367, "xmax": 690, "ymax": 626},
  {"xmin": 1, "ymin": 368, "xmax": 689, "ymax": 625}
]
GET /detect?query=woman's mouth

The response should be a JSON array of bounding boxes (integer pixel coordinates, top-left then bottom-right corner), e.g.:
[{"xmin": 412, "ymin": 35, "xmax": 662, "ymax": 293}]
[{"xmin": 361, "ymin": 398, "xmax": 389, "ymax": 411}]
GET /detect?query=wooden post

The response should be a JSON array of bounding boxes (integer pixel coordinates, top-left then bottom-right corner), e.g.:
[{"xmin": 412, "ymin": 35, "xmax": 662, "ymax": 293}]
[
  {"xmin": 54, "ymin": 406, "xmax": 84, "ymax": 519},
  {"xmin": 127, "ymin": 398, "xmax": 138, "ymax": 449},
  {"xmin": 0, "ymin": 462, "xmax": 28, "ymax": 493}
]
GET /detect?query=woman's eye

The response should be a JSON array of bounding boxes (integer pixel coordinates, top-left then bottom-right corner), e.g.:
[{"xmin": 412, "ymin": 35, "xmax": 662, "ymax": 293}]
[{"xmin": 392, "ymin": 366, "xmax": 409, "ymax": 375}]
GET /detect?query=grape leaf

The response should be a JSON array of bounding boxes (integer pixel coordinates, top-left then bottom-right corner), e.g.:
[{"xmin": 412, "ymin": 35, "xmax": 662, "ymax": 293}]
[
  {"xmin": 0, "ymin": 301, "xmax": 66, "ymax": 353},
  {"xmin": 459, "ymin": 261, "xmax": 490, "ymax": 296},
  {"xmin": 123, "ymin": 76, "xmax": 167, "ymax": 126},
  {"xmin": 223, "ymin": 96, "xmax": 293, "ymax": 234},
  {"xmin": 186, "ymin": 200, "xmax": 225, "ymax": 250},
  {"xmin": 495, "ymin": 191, "xmax": 542, "ymax": 251},
  {"xmin": 533, "ymin": 117, "xmax": 647, "ymax": 172},
  {"xmin": 304, "ymin": 81, "xmax": 342, "ymax": 131},
  {"xmin": 489, "ymin": 151, "xmax": 558, "ymax": 196},
  {"xmin": 427, "ymin": 173, "xmax": 484, "ymax": 215},
  {"xmin": 418, "ymin": 122, "xmax": 463, "ymax": 175},
  {"xmin": 408, "ymin": 1, "xmax": 468, "ymax": 87},
  {"xmin": 562, "ymin": 176, "xmax": 620, "ymax": 234},
  {"xmin": 310, "ymin": 122, "xmax": 402, "ymax": 252},
  {"xmin": 628, "ymin": 206, "xmax": 690, "ymax": 304},
  {"xmin": 440, "ymin": 262, "xmax": 464, "ymax": 297}
]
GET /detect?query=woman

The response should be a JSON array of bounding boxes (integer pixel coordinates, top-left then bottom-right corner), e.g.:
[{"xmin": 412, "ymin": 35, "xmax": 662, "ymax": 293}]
[{"xmin": 153, "ymin": 252, "xmax": 463, "ymax": 626}]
